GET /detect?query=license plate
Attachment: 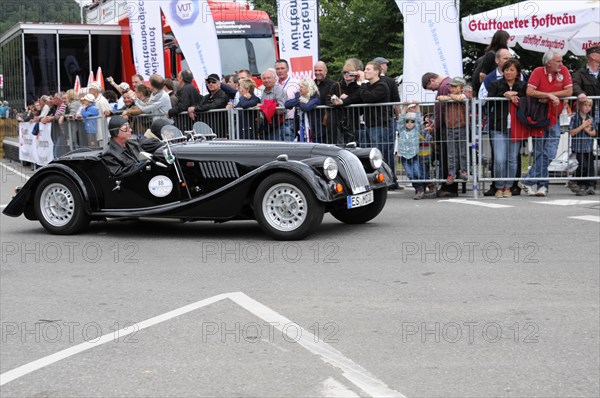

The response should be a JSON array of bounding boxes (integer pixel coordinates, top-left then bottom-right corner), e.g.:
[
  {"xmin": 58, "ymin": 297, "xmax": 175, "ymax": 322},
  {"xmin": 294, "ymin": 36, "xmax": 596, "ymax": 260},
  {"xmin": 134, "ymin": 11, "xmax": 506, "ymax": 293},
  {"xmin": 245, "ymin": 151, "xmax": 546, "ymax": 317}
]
[{"xmin": 347, "ymin": 191, "xmax": 374, "ymax": 209}]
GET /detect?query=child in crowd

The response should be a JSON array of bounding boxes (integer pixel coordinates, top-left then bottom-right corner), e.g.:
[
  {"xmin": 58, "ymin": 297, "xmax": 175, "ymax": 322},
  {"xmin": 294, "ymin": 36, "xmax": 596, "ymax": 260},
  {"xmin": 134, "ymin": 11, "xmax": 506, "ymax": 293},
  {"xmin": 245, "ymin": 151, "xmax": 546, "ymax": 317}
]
[
  {"xmin": 569, "ymin": 98, "xmax": 597, "ymax": 195},
  {"xmin": 395, "ymin": 102, "xmax": 426, "ymax": 200},
  {"xmin": 230, "ymin": 78, "xmax": 261, "ymax": 139},
  {"xmin": 437, "ymin": 76, "xmax": 468, "ymax": 184},
  {"xmin": 420, "ymin": 113, "xmax": 435, "ymax": 197},
  {"xmin": 77, "ymin": 93, "xmax": 99, "ymax": 147}
]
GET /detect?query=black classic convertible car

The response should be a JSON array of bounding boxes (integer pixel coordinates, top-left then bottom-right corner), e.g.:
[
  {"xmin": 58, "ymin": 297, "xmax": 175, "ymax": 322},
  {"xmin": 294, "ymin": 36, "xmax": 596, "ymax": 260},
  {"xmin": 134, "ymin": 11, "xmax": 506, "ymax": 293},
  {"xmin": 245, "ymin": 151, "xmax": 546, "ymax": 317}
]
[{"xmin": 3, "ymin": 127, "xmax": 395, "ymax": 240}]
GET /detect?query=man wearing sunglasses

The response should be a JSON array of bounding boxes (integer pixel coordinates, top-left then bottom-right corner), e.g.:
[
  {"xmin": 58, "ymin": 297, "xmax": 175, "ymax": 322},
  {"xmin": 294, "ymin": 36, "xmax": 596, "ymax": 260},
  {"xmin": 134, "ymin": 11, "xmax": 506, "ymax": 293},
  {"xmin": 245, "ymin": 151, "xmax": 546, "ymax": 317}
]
[
  {"xmin": 187, "ymin": 73, "xmax": 229, "ymax": 121},
  {"xmin": 102, "ymin": 115, "xmax": 161, "ymax": 177}
]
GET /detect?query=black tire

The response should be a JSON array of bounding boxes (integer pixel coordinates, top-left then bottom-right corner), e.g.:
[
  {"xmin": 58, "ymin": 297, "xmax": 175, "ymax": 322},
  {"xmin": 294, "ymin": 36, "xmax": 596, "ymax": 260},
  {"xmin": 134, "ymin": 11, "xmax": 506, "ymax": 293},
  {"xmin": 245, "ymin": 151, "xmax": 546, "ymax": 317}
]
[
  {"xmin": 34, "ymin": 175, "xmax": 90, "ymax": 235},
  {"xmin": 253, "ymin": 173, "xmax": 324, "ymax": 240},
  {"xmin": 331, "ymin": 188, "xmax": 387, "ymax": 224}
]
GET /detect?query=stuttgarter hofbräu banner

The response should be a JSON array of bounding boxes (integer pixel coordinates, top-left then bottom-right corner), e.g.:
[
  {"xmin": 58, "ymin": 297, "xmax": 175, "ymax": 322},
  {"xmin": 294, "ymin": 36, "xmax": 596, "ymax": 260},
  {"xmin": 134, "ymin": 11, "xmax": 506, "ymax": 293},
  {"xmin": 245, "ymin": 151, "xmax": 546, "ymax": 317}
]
[
  {"xmin": 461, "ymin": 0, "xmax": 599, "ymax": 56},
  {"xmin": 126, "ymin": 0, "xmax": 165, "ymax": 80},
  {"xmin": 161, "ymin": 0, "xmax": 222, "ymax": 92},
  {"xmin": 276, "ymin": 0, "xmax": 320, "ymax": 79},
  {"xmin": 396, "ymin": 0, "xmax": 463, "ymax": 102}
]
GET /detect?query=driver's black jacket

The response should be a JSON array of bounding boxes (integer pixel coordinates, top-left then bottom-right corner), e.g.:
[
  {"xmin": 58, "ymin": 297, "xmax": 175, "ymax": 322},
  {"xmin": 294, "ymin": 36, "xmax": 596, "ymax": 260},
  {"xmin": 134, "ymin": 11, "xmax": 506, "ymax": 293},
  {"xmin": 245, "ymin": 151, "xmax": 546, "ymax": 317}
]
[{"xmin": 102, "ymin": 138, "xmax": 162, "ymax": 177}]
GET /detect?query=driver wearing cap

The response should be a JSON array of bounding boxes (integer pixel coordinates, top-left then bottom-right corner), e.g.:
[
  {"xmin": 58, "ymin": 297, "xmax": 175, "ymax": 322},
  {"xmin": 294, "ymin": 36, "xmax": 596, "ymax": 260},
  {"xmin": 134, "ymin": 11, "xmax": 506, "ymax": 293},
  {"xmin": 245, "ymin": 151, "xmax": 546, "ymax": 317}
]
[{"xmin": 102, "ymin": 115, "xmax": 163, "ymax": 177}]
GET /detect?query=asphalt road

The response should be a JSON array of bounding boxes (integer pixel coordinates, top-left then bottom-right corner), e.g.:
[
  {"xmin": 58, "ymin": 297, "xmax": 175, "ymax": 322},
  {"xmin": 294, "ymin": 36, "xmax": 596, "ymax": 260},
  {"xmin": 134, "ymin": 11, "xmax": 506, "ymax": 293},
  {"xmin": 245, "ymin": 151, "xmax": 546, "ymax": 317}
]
[{"xmin": 1, "ymin": 159, "xmax": 599, "ymax": 397}]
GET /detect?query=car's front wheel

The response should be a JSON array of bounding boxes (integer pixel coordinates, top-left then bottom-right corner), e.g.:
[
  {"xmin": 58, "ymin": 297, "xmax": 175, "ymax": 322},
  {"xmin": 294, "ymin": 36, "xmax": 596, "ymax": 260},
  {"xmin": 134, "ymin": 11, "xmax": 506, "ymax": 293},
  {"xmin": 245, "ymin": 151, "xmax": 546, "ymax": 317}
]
[
  {"xmin": 254, "ymin": 173, "xmax": 324, "ymax": 240},
  {"xmin": 34, "ymin": 175, "xmax": 90, "ymax": 235},
  {"xmin": 331, "ymin": 188, "xmax": 387, "ymax": 224}
]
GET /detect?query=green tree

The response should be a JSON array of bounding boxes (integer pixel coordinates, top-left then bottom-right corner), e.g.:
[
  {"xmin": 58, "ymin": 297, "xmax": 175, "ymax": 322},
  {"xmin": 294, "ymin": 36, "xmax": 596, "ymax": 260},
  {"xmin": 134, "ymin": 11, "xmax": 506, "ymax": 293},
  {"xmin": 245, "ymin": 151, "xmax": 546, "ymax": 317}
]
[{"xmin": 0, "ymin": 0, "xmax": 81, "ymax": 37}]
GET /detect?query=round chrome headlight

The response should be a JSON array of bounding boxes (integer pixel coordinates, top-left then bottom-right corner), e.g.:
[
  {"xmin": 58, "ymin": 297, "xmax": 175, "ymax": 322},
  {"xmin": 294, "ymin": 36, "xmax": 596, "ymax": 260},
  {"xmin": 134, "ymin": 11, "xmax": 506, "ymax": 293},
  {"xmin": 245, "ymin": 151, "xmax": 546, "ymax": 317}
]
[
  {"xmin": 323, "ymin": 157, "xmax": 338, "ymax": 180},
  {"xmin": 369, "ymin": 148, "xmax": 383, "ymax": 169}
]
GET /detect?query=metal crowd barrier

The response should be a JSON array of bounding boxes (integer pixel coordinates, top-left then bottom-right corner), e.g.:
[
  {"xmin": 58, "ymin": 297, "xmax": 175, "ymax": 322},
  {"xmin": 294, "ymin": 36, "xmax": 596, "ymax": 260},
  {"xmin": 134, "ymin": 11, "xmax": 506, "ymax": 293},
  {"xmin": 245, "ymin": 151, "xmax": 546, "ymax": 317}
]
[
  {"xmin": 9, "ymin": 96, "xmax": 599, "ymax": 198},
  {"xmin": 473, "ymin": 95, "xmax": 600, "ymax": 197}
]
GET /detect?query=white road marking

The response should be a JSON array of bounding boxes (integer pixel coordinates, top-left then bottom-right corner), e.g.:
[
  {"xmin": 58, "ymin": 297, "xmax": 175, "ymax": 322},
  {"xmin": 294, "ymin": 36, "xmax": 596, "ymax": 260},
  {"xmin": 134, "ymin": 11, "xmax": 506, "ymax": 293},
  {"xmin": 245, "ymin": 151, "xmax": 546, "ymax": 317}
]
[
  {"xmin": 534, "ymin": 199, "xmax": 598, "ymax": 206},
  {"xmin": 227, "ymin": 292, "xmax": 404, "ymax": 397},
  {"xmin": 568, "ymin": 215, "xmax": 600, "ymax": 223},
  {"xmin": 0, "ymin": 293, "xmax": 229, "ymax": 387},
  {"xmin": 0, "ymin": 162, "xmax": 31, "ymax": 181},
  {"xmin": 439, "ymin": 198, "xmax": 513, "ymax": 208},
  {"xmin": 0, "ymin": 292, "xmax": 404, "ymax": 397},
  {"xmin": 321, "ymin": 377, "xmax": 360, "ymax": 398}
]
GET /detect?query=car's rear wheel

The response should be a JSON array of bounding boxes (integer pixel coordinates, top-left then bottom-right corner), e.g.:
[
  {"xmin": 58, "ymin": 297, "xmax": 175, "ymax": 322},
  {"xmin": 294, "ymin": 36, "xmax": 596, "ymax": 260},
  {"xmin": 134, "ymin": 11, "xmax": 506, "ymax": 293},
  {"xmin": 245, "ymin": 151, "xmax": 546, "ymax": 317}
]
[
  {"xmin": 331, "ymin": 188, "xmax": 387, "ymax": 224},
  {"xmin": 34, "ymin": 175, "xmax": 90, "ymax": 235},
  {"xmin": 254, "ymin": 173, "xmax": 324, "ymax": 240}
]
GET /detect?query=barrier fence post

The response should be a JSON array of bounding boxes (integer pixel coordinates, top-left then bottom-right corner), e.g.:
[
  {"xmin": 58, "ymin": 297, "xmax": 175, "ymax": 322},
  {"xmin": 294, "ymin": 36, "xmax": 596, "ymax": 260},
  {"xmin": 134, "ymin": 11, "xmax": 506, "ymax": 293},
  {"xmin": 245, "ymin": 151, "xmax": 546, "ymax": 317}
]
[{"xmin": 471, "ymin": 98, "xmax": 480, "ymax": 198}]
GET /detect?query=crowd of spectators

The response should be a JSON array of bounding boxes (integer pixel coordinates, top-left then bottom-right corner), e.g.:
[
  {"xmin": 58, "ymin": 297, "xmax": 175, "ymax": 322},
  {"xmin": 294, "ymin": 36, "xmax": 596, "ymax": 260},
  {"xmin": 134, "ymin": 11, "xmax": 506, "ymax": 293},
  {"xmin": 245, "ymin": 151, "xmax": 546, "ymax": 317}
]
[{"xmin": 6, "ymin": 31, "xmax": 599, "ymax": 198}]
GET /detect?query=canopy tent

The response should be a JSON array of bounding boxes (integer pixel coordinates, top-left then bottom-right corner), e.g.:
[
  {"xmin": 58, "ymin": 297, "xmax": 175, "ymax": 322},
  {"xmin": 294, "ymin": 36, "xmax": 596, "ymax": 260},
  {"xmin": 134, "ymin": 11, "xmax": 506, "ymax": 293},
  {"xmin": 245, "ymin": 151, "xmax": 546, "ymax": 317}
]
[{"xmin": 461, "ymin": 0, "xmax": 599, "ymax": 55}]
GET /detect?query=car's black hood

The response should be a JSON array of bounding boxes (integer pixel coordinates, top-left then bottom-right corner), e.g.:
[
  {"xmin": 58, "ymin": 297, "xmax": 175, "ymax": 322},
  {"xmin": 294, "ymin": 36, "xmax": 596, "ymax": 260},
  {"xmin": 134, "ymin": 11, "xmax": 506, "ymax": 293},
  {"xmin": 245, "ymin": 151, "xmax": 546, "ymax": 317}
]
[{"xmin": 170, "ymin": 140, "xmax": 344, "ymax": 164}]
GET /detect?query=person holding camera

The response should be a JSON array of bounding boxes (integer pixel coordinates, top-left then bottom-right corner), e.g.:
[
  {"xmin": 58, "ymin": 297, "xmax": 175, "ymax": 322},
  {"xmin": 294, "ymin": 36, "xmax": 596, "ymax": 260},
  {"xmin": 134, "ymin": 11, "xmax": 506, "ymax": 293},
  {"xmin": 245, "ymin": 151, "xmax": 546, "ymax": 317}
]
[{"xmin": 328, "ymin": 58, "xmax": 364, "ymax": 145}]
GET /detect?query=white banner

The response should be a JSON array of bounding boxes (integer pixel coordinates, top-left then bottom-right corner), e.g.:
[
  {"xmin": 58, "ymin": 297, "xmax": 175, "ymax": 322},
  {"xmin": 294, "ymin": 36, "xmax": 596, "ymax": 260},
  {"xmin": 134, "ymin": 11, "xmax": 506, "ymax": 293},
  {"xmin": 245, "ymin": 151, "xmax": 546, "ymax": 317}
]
[
  {"xmin": 461, "ymin": 1, "xmax": 599, "ymax": 56},
  {"xmin": 276, "ymin": 0, "xmax": 320, "ymax": 80},
  {"xmin": 396, "ymin": 0, "xmax": 463, "ymax": 102},
  {"xmin": 19, "ymin": 123, "xmax": 35, "ymax": 164},
  {"xmin": 19, "ymin": 122, "xmax": 54, "ymax": 166},
  {"xmin": 161, "ymin": 0, "xmax": 221, "ymax": 93},
  {"xmin": 127, "ymin": 0, "xmax": 165, "ymax": 80},
  {"xmin": 34, "ymin": 123, "xmax": 54, "ymax": 166}
]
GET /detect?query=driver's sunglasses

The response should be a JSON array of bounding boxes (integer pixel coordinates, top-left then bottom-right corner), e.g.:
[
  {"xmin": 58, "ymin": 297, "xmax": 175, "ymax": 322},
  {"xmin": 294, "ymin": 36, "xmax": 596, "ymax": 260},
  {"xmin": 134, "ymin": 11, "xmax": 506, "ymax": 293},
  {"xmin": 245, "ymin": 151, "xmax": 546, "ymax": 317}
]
[{"xmin": 405, "ymin": 119, "xmax": 415, "ymax": 124}]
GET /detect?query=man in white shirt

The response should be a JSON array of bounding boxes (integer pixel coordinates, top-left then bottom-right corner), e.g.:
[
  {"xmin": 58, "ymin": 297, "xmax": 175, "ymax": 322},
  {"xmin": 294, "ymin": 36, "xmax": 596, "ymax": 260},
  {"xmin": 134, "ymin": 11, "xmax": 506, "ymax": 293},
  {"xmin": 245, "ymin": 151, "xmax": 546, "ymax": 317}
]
[{"xmin": 275, "ymin": 59, "xmax": 299, "ymax": 141}]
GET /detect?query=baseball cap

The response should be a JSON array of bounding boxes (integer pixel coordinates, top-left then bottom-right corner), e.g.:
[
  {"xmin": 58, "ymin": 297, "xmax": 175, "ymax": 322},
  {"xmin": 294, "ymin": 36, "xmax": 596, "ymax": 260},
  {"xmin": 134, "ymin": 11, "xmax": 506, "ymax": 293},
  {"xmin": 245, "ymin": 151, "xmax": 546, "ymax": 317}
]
[{"xmin": 205, "ymin": 73, "xmax": 220, "ymax": 83}]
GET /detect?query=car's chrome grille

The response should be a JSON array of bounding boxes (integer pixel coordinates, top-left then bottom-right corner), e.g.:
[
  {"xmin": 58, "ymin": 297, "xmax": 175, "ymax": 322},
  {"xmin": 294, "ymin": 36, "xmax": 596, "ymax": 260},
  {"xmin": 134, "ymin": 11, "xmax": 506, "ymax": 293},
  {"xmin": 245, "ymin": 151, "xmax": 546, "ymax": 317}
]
[
  {"xmin": 199, "ymin": 161, "xmax": 239, "ymax": 179},
  {"xmin": 337, "ymin": 150, "xmax": 370, "ymax": 194}
]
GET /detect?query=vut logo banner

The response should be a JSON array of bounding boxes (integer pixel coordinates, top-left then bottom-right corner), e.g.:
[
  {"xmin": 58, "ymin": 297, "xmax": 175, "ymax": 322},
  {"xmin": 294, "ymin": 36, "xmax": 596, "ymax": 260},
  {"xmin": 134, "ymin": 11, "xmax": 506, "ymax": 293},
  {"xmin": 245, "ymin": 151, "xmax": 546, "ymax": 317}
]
[
  {"xmin": 171, "ymin": 0, "xmax": 199, "ymax": 26},
  {"xmin": 162, "ymin": 0, "xmax": 222, "ymax": 92}
]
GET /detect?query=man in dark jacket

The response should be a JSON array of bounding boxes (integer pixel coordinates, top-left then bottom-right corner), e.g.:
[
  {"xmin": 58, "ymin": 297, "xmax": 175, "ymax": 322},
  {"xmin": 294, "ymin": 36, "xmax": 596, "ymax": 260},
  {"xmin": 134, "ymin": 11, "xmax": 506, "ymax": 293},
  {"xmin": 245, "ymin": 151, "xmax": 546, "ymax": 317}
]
[
  {"xmin": 313, "ymin": 61, "xmax": 336, "ymax": 143},
  {"xmin": 572, "ymin": 46, "xmax": 600, "ymax": 132},
  {"xmin": 373, "ymin": 57, "xmax": 400, "ymax": 118},
  {"xmin": 168, "ymin": 70, "xmax": 202, "ymax": 129},
  {"xmin": 102, "ymin": 116, "xmax": 161, "ymax": 177},
  {"xmin": 187, "ymin": 74, "xmax": 229, "ymax": 132},
  {"xmin": 353, "ymin": 61, "xmax": 393, "ymax": 172}
]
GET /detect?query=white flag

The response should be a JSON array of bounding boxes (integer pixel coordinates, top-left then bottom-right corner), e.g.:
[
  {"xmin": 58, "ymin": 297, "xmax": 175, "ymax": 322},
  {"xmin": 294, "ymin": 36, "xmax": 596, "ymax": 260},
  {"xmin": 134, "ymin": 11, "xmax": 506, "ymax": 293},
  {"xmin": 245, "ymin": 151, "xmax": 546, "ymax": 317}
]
[
  {"xmin": 127, "ymin": 0, "xmax": 165, "ymax": 80},
  {"xmin": 276, "ymin": 0, "xmax": 320, "ymax": 80},
  {"xmin": 161, "ymin": 0, "xmax": 222, "ymax": 92},
  {"xmin": 396, "ymin": 0, "xmax": 463, "ymax": 101}
]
